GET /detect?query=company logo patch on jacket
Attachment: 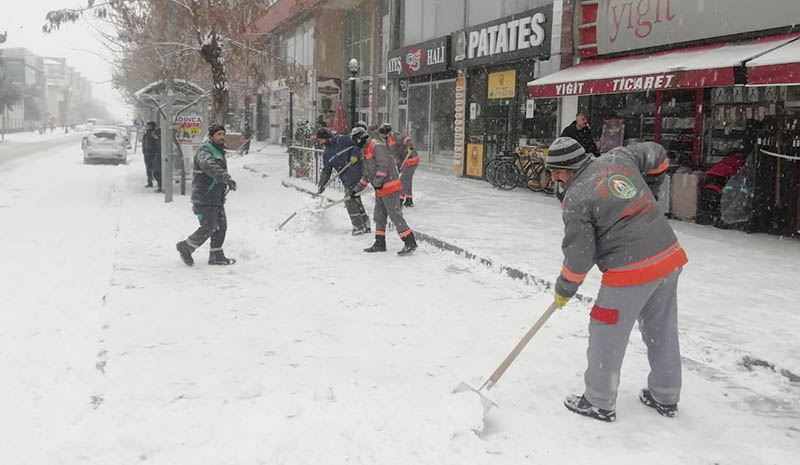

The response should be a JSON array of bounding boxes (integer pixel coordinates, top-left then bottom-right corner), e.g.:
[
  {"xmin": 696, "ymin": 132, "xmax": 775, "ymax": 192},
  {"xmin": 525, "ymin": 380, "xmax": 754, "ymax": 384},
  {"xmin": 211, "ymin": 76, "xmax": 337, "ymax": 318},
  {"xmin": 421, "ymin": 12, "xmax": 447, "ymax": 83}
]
[{"xmin": 608, "ymin": 174, "xmax": 637, "ymax": 199}]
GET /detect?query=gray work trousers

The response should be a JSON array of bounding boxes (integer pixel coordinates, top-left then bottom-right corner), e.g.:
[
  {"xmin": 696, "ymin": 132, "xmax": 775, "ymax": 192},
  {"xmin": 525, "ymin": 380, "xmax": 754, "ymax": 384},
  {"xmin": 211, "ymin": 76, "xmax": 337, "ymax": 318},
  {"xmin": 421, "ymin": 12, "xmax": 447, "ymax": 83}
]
[
  {"xmin": 584, "ymin": 268, "xmax": 682, "ymax": 410},
  {"xmin": 344, "ymin": 186, "xmax": 370, "ymax": 230},
  {"xmin": 374, "ymin": 192, "xmax": 410, "ymax": 236},
  {"xmin": 187, "ymin": 204, "xmax": 227, "ymax": 251},
  {"xmin": 399, "ymin": 163, "xmax": 417, "ymax": 199}
]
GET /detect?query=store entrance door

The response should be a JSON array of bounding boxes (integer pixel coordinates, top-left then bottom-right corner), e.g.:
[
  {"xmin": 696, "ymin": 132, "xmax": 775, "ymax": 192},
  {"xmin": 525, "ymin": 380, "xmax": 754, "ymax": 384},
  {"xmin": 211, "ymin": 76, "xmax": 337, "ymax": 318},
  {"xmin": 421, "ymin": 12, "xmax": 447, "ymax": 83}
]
[
  {"xmin": 482, "ymin": 99, "xmax": 517, "ymax": 158},
  {"xmin": 407, "ymin": 79, "xmax": 457, "ymax": 172}
]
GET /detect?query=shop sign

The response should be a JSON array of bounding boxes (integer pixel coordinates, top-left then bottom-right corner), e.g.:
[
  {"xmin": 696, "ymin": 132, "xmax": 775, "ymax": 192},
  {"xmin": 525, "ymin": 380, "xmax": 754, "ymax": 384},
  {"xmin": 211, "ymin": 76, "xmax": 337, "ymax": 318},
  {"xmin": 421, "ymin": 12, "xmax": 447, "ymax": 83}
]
[
  {"xmin": 387, "ymin": 36, "xmax": 450, "ymax": 79},
  {"xmin": 465, "ymin": 143, "xmax": 484, "ymax": 178},
  {"xmin": 317, "ymin": 78, "xmax": 341, "ymax": 96},
  {"xmin": 595, "ymin": 0, "xmax": 800, "ymax": 55},
  {"xmin": 173, "ymin": 115, "xmax": 203, "ymax": 146},
  {"xmin": 488, "ymin": 70, "xmax": 516, "ymax": 99},
  {"xmin": 533, "ymin": 71, "xmax": 709, "ymax": 97},
  {"xmin": 453, "ymin": 77, "xmax": 467, "ymax": 173},
  {"xmin": 452, "ymin": 5, "xmax": 553, "ymax": 68},
  {"xmin": 525, "ymin": 99, "xmax": 535, "ymax": 119}
]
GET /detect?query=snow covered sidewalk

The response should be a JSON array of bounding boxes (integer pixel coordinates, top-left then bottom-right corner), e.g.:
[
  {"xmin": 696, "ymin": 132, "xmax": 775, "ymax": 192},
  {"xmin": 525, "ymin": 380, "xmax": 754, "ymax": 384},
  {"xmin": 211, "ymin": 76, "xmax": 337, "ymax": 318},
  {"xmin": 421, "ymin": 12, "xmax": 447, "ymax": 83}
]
[
  {"xmin": 2, "ymin": 143, "xmax": 798, "ymax": 464},
  {"xmin": 263, "ymin": 145, "xmax": 800, "ymax": 377}
]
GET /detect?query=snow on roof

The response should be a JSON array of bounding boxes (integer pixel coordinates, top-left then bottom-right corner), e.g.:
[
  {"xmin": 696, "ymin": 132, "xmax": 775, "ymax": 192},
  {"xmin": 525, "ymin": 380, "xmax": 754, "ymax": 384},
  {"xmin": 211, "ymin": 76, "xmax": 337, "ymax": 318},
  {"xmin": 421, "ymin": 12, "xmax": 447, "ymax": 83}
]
[
  {"xmin": 747, "ymin": 38, "xmax": 800, "ymax": 68},
  {"xmin": 133, "ymin": 79, "xmax": 207, "ymax": 99},
  {"xmin": 528, "ymin": 35, "xmax": 800, "ymax": 87}
]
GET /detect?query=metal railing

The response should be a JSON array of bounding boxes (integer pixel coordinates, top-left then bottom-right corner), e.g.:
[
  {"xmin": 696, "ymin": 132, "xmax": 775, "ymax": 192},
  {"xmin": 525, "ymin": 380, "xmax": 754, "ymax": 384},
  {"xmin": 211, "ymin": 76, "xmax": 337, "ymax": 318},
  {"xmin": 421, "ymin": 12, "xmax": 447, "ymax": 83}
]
[{"xmin": 287, "ymin": 145, "xmax": 345, "ymax": 192}]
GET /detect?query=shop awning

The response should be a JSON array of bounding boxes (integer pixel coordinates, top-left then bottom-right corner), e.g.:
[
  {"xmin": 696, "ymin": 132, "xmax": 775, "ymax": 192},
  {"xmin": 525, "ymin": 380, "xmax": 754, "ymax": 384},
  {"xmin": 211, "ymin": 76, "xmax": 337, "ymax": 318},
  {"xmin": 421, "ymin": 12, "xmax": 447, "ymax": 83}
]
[
  {"xmin": 746, "ymin": 38, "xmax": 800, "ymax": 86},
  {"xmin": 528, "ymin": 35, "xmax": 799, "ymax": 98}
]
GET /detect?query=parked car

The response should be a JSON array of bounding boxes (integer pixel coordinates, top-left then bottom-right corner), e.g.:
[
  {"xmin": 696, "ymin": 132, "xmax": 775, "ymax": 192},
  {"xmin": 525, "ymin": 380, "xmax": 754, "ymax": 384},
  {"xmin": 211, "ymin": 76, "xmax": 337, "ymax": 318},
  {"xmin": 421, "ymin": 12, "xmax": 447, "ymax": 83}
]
[
  {"xmin": 114, "ymin": 125, "xmax": 133, "ymax": 149},
  {"xmin": 83, "ymin": 127, "xmax": 128, "ymax": 165},
  {"xmin": 75, "ymin": 124, "xmax": 87, "ymax": 131}
]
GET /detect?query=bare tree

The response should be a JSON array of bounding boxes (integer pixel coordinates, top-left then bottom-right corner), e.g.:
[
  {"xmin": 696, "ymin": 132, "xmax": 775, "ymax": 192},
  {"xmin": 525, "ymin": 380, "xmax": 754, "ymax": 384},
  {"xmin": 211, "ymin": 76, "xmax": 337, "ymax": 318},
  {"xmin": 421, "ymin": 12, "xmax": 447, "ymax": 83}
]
[{"xmin": 44, "ymin": 0, "xmax": 275, "ymax": 124}]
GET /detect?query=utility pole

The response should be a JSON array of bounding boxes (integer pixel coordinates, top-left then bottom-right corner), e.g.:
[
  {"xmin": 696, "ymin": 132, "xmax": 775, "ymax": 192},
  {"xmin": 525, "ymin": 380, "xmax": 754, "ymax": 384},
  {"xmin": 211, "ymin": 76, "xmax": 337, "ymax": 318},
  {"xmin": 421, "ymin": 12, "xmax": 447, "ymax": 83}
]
[{"xmin": 163, "ymin": 0, "xmax": 175, "ymax": 203}]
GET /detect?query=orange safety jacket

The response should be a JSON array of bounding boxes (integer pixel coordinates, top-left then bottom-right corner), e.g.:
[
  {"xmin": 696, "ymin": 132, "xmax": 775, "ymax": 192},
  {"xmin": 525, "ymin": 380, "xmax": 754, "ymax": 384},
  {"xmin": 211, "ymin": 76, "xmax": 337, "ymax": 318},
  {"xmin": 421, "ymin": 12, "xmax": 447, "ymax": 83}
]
[{"xmin": 360, "ymin": 139, "xmax": 403, "ymax": 198}]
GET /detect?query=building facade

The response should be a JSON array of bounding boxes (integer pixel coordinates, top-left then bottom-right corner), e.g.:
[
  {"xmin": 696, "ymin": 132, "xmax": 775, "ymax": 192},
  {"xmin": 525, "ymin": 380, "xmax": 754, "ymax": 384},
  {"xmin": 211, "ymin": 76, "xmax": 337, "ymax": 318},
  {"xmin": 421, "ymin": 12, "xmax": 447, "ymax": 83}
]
[{"xmin": 528, "ymin": 0, "xmax": 800, "ymax": 235}]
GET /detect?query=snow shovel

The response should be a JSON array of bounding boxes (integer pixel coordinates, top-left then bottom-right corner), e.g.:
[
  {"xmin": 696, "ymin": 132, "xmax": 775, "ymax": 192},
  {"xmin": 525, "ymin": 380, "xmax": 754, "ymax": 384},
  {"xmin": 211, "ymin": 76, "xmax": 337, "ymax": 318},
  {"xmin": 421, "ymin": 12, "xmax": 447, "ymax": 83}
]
[
  {"xmin": 454, "ymin": 301, "xmax": 558, "ymax": 415},
  {"xmin": 278, "ymin": 161, "xmax": 353, "ymax": 230},
  {"xmin": 277, "ymin": 186, "xmax": 371, "ymax": 230}
]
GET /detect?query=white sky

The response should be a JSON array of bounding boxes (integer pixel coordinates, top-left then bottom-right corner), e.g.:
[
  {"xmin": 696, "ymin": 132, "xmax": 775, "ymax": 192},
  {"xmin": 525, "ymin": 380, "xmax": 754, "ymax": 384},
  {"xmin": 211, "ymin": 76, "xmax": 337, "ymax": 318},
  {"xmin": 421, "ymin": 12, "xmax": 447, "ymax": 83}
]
[{"xmin": 1, "ymin": 0, "xmax": 131, "ymax": 120}]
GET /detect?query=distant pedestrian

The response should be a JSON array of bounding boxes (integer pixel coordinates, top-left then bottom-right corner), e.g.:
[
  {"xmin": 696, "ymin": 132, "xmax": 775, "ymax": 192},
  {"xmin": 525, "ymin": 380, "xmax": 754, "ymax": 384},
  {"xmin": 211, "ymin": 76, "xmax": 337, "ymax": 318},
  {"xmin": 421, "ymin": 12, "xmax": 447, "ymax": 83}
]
[
  {"xmin": 350, "ymin": 126, "xmax": 417, "ymax": 256},
  {"xmin": 151, "ymin": 128, "xmax": 163, "ymax": 193},
  {"xmin": 242, "ymin": 123, "xmax": 252, "ymax": 154},
  {"xmin": 561, "ymin": 112, "xmax": 600, "ymax": 157},
  {"xmin": 546, "ymin": 137, "xmax": 686, "ymax": 422},
  {"xmin": 142, "ymin": 121, "xmax": 158, "ymax": 188},
  {"xmin": 378, "ymin": 123, "xmax": 419, "ymax": 207},
  {"xmin": 176, "ymin": 124, "xmax": 238, "ymax": 266}
]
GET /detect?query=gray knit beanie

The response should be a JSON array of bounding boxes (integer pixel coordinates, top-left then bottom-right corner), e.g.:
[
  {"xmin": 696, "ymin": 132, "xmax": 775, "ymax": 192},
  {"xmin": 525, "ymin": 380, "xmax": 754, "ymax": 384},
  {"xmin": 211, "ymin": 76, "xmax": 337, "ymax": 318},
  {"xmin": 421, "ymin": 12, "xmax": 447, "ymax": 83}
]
[{"xmin": 545, "ymin": 137, "xmax": 591, "ymax": 170}]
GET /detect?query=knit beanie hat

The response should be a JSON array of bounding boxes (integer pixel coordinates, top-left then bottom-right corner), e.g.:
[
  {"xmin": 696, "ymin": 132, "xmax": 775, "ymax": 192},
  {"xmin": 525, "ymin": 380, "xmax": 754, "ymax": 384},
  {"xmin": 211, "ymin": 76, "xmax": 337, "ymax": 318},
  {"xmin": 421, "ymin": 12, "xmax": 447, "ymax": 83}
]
[
  {"xmin": 208, "ymin": 123, "xmax": 226, "ymax": 138},
  {"xmin": 545, "ymin": 137, "xmax": 591, "ymax": 170}
]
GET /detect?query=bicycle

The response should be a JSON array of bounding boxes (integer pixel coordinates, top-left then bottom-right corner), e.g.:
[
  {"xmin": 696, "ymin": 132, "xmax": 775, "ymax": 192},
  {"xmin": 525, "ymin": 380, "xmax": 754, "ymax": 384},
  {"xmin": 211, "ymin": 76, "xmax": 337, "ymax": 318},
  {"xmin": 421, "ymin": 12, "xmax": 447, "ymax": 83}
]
[
  {"xmin": 491, "ymin": 151, "xmax": 538, "ymax": 191},
  {"xmin": 483, "ymin": 150, "xmax": 518, "ymax": 185}
]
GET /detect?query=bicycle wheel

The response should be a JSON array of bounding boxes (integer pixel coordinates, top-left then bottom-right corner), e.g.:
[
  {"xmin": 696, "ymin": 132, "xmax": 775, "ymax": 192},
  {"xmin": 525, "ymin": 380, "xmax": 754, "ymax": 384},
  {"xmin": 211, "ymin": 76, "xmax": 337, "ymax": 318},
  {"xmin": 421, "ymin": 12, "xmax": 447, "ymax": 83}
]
[
  {"xmin": 524, "ymin": 162, "xmax": 544, "ymax": 192},
  {"xmin": 495, "ymin": 161, "xmax": 520, "ymax": 191},
  {"xmin": 539, "ymin": 167, "xmax": 557, "ymax": 195},
  {"xmin": 484, "ymin": 157, "xmax": 503, "ymax": 185}
]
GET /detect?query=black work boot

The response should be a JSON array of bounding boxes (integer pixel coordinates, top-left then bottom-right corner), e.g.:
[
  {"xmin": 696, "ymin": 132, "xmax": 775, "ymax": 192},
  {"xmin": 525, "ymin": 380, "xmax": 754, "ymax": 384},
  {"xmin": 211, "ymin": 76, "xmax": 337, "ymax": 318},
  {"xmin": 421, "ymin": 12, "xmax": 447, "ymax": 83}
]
[
  {"xmin": 403, "ymin": 197, "xmax": 414, "ymax": 208},
  {"xmin": 397, "ymin": 232, "xmax": 418, "ymax": 256},
  {"xmin": 564, "ymin": 394, "xmax": 616, "ymax": 422},
  {"xmin": 208, "ymin": 249, "xmax": 236, "ymax": 265},
  {"xmin": 176, "ymin": 240, "xmax": 195, "ymax": 266},
  {"xmin": 639, "ymin": 389, "xmax": 678, "ymax": 418},
  {"xmin": 363, "ymin": 235, "xmax": 387, "ymax": 253}
]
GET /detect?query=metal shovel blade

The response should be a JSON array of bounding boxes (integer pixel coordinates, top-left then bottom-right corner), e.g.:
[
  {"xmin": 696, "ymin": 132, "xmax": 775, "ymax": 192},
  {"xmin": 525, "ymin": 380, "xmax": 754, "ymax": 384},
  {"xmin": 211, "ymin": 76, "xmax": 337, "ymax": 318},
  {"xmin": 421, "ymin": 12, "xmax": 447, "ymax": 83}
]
[{"xmin": 453, "ymin": 381, "xmax": 499, "ymax": 416}]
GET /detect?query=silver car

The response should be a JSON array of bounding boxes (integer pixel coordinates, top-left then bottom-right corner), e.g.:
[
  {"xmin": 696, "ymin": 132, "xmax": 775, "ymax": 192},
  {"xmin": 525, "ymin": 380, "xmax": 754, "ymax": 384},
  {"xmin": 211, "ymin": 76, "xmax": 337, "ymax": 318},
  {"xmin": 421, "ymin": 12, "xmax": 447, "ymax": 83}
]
[{"xmin": 83, "ymin": 127, "xmax": 128, "ymax": 165}]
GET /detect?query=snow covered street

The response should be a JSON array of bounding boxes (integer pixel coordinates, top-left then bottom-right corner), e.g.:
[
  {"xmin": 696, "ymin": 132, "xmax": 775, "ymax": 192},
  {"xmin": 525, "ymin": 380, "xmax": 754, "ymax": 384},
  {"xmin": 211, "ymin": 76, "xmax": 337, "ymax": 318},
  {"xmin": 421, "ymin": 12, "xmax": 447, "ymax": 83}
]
[{"xmin": 1, "ymin": 140, "xmax": 798, "ymax": 464}]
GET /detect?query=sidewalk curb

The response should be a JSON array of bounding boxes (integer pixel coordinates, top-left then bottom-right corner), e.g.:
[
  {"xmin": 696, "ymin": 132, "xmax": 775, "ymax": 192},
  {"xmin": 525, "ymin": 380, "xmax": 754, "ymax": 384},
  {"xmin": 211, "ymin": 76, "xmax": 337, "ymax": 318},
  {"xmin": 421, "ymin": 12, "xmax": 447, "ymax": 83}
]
[{"xmin": 280, "ymin": 178, "xmax": 594, "ymax": 305}]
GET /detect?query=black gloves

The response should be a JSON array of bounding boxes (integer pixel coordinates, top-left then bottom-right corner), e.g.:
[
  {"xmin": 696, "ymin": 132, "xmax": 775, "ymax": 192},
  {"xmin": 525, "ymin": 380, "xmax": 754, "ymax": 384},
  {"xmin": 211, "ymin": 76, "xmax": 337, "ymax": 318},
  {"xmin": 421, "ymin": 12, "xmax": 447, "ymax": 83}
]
[
  {"xmin": 351, "ymin": 182, "xmax": 366, "ymax": 197},
  {"xmin": 227, "ymin": 179, "xmax": 237, "ymax": 191}
]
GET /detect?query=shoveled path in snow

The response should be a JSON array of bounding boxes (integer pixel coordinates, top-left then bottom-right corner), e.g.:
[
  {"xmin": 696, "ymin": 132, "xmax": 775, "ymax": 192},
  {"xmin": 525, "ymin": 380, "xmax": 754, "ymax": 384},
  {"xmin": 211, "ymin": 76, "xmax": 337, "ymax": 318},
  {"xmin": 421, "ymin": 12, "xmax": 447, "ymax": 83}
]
[{"xmin": 1, "ymin": 141, "xmax": 797, "ymax": 464}]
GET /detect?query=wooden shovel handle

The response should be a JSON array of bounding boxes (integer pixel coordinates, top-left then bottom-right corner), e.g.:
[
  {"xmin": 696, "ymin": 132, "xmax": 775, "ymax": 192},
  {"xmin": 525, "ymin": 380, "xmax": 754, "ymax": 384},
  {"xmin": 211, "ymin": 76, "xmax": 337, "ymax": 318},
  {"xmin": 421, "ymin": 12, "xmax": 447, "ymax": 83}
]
[{"xmin": 487, "ymin": 301, "xmax": 558, "ymax": 387}]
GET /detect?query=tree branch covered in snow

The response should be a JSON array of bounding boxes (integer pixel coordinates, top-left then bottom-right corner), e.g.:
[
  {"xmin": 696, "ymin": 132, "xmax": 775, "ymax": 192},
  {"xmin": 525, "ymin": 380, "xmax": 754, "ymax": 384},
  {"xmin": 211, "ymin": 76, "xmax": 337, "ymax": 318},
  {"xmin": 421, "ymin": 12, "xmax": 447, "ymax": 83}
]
[{"xmin": 44, "ymin": 0, "xmax": 277, "ymax": 124}]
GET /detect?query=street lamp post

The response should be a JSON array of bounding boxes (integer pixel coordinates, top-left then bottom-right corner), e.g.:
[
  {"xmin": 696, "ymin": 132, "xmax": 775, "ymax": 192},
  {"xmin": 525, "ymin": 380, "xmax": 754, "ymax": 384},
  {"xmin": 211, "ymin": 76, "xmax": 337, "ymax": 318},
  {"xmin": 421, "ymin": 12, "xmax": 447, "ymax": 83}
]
[{"xmin": 347, "ymin": 58, "xmax": 361, "ymax": 130}]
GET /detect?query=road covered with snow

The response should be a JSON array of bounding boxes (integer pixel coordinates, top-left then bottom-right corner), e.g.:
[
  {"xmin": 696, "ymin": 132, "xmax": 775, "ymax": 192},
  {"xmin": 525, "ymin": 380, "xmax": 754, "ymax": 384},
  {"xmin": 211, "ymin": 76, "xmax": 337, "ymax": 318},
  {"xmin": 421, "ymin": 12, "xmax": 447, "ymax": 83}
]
[{"xmin": 0, "ymin": 138, "xmax": 797, "ymax": 464}]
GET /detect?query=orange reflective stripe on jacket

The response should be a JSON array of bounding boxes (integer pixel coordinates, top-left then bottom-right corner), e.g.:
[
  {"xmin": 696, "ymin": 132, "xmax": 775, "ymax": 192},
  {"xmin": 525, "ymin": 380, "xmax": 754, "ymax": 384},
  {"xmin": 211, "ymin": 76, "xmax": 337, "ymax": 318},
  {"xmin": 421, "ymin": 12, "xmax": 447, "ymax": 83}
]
[
  {"xmin": 648, "ymin": 157, "xmax": 670, "ymax": 175},
  {"xmin": 363, "ymin": 140, "xmax": 376, "ymax": 159},
  {"xmin": 387, "ymin": 133, "xmax": 396, "ymax": 146},
  {"xmin": 561, "ymin": 265, "xmax": 587, "ymax": 284},
  {"xmin": 377, "ymin": 179, "xmax": 402, "ymax": 197},
  {"xmin": 403, "ymin": 157, "xmax": 420, "ymax": 168},
  {"xmin": 601, "ymin": 242, "xmax": 688, "ymax": 287}
]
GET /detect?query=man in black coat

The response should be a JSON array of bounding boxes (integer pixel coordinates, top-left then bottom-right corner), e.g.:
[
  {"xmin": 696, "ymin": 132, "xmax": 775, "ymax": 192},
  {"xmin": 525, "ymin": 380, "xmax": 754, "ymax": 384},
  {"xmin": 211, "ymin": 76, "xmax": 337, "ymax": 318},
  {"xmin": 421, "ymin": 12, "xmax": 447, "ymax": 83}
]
[
  {"xmin": 561, "ymin": 112, "xmax": 600, "ymax": 157},
  {"xmin": 176, "ymin": 124, "xmax": 238, "ymax": 266},
  {"xmin": 142, "ymin": 121, "xmax": 159, "ymax": 187}
]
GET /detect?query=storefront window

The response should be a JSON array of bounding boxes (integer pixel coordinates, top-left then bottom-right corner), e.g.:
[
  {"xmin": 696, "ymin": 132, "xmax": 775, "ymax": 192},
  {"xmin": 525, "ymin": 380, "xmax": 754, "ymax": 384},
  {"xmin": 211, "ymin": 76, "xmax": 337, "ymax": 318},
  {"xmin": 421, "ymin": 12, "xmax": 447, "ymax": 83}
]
[
  {"xmin": 404, "ymin": 0, "xmax": 423, "ymax": 44},
  {"xmin": 405, "ymin": 78, "xmax": 457, "ymax": 171},
  {"xmin": 578, "ymin": 92, "xmax": 656, "ymax": 143},
  {"xmin": 431, "ymin": 80, "xmax": 457, "ymax": 167},
  {"xmin": 436, "ymin": 0, "xmax": 465, "ymax": 37},
  {"xmin": 467, "ymin": 0, "xmax": 496, "ymax": 26},
  {"xmin": 408, "ymin": 83, "xmax": 431, "ymax": 156}
]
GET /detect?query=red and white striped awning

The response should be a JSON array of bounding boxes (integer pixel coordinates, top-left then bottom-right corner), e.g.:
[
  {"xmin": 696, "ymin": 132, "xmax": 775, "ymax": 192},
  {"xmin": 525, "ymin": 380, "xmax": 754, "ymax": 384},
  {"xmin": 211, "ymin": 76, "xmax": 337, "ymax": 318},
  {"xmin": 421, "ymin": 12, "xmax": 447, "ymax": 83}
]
[
  {"xmin": 746, "ymin": 37, "xmax": 800, "ymax": 86},
  {"xmin": 528, "ymin": 35, "xmax": 799, "ymax": 98}
]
